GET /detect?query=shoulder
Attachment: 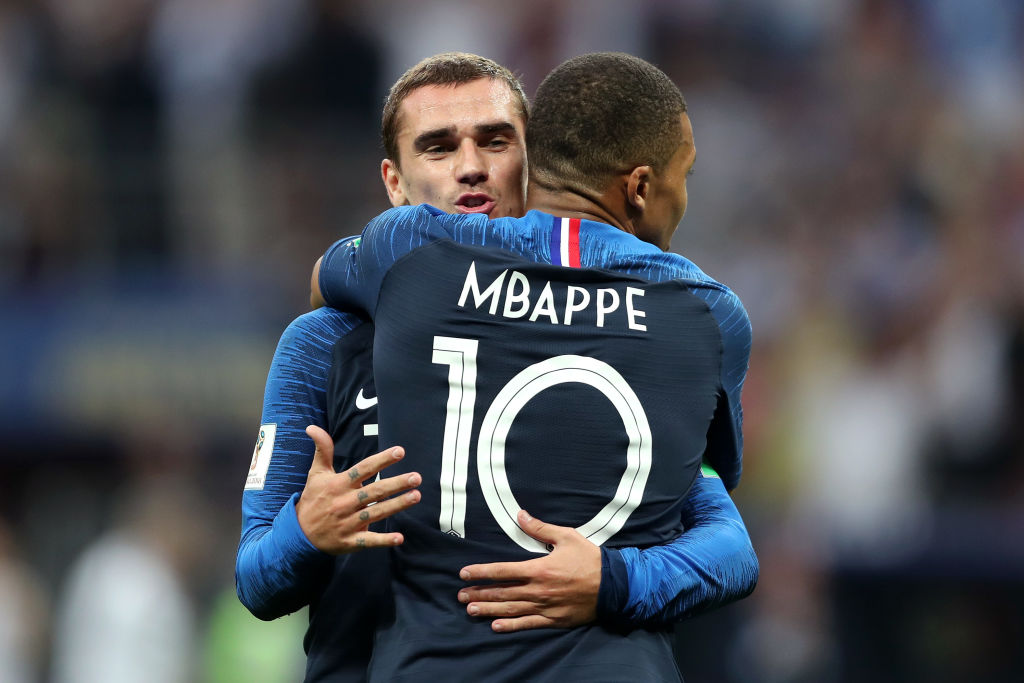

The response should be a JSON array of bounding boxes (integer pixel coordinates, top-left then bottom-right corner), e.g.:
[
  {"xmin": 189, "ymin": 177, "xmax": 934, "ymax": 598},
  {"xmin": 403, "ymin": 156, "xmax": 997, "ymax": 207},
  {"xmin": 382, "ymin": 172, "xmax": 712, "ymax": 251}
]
[
  {"xmin": 363, "ymin": 204, "xmax": 509, "ymax": 253},
  {"xmin": 364, "ymin": 204, "xmax": 452, "ymax": 236},
  {"xmin": 656, "ymin": 253, "xmax": 752, "ymax": 345},
  {"xmin": 271, "ymin": 310, "xmax": 368, "ymax": 378},
  {"xmin": 282, "ymin": 308, "xmax": 366, "ymax": 346}
]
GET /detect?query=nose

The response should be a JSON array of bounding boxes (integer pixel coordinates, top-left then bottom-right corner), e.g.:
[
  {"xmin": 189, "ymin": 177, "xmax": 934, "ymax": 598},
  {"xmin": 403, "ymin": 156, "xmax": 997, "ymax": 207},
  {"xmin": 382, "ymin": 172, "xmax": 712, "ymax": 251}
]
[{"xmin": 455, "ymin": 140, "xmax": 487, "ymax": 186}]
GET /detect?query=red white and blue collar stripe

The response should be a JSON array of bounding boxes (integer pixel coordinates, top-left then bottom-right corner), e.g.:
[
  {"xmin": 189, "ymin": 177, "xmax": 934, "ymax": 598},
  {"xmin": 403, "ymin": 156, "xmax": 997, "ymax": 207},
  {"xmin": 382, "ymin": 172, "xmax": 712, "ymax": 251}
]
[{"xmin": 550, "ymin": 216, "xmax": 581, "ymax": 267}]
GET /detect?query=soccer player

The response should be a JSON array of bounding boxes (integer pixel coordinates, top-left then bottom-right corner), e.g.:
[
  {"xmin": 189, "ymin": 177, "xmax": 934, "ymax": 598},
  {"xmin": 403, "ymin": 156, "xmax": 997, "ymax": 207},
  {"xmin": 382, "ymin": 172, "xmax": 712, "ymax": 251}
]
[
  {"xmin": 239, "ymin": 53, "xmax": 756, "ymax": 682},
  {"xmin": 236, "ymin": 54, "xmax": 530, "ymax": 682},
  {"xmin": 311, "ymin": 53, "xmax": 754, "ymax": 681}
]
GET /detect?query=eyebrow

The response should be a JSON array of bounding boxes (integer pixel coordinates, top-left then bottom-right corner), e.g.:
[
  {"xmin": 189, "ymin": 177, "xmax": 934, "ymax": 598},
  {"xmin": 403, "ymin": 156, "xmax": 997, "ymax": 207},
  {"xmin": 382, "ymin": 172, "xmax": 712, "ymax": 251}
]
[
  {"xmin": 475, "ymin": 121, "xmax": 517, "ymax": 136},
  {"xmin": 413, "ymin": 127, "xmax": 456, "ymax": 150},
  {"xmin": 412, "ymin": 121, "xmax": 518, "ymax": 150}
]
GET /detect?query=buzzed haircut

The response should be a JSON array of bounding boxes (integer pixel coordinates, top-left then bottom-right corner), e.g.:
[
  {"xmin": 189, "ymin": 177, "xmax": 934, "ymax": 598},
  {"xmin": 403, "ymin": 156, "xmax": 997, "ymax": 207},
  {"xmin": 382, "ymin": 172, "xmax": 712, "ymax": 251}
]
[
  {"xmin": 527, "ymin": 52, "xmax": 687, "ymax": 193},
  {"xmin": 381, "ymin": 52, "xmax": 529, "ymax": 167}
]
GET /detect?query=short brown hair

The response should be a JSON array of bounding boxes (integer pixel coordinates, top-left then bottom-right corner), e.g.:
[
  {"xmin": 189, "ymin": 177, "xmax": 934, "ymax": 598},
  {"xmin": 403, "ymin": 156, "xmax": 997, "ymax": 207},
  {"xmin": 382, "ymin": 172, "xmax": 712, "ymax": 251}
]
[
  {"xmin": 527, "ymin": 53, "xmax": 687, "ymax": 193},
  {"xmin": 381, "ymin": 52, "xmax": 529, "ymax": 167}
]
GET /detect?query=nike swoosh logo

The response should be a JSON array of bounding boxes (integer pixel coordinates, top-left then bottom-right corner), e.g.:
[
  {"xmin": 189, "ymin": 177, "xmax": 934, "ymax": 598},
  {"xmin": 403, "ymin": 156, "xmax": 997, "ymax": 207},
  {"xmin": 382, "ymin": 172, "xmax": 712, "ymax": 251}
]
[{"xmin": 355, "ymin": 388, "xmax": 378, "ymax": 410}]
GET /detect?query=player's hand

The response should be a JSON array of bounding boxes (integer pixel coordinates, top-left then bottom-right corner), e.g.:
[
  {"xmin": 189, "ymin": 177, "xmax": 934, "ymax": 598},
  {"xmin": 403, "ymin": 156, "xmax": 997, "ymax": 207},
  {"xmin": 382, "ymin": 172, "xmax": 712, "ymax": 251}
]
[
  {"xmin": 296, "ymin": 425, "xmax": 421, "ymax": 554},
  {"xmin": 457, "ymin": 510, "xmax": 600, "ymax": 632}
]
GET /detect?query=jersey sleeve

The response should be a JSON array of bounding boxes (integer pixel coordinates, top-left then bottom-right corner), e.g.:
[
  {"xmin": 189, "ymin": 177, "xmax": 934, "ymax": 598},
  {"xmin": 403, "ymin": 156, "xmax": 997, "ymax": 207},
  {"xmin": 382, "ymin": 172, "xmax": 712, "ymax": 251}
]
[
  {"xmin": 235, "ymin": 308, "xmax": 362, "ymax": 620},
  {"xmin": 595, "ymin": 470, "xmax": 758, "ymax": 627},
  {"xmin": 690, "ymin": 285, "xmax": 752, "ymax": 491},
  {"xmin": 317, "ymin": 205, "xmax": 478, "ymax": 316}
]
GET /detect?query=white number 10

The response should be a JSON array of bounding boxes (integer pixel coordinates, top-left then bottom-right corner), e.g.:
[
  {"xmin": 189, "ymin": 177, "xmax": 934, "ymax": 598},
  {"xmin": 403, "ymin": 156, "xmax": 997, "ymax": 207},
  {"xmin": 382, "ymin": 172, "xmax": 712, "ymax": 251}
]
[{"xmin": 431, "ymin": 335, "xmax": 653, "ymax": 553}]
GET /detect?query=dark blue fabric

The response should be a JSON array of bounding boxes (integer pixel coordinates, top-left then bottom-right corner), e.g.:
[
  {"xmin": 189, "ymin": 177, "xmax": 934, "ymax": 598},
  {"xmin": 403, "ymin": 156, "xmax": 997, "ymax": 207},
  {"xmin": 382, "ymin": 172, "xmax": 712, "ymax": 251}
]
[{"xmin": 318, "ymin": 206, "xmax": 754, "ymax": 682}]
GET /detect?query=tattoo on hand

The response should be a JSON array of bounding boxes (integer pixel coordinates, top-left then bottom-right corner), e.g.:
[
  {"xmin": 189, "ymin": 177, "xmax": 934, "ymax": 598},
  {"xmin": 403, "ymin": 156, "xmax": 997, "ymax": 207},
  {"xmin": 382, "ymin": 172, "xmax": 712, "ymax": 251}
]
[
  {"xmin": 348, "ymin": 468, "xmax": 361, "ymax": 482},
  {"xmin": 357, "ymin": 490, "xmax": 369, "ymax": 502},
  {"xmin": 359, "ymin": 510, "xmax": 370, "ymax": 521},
  {"xmin": 356, "ymin": 537, "xmax": 366, "ymax": 548}
]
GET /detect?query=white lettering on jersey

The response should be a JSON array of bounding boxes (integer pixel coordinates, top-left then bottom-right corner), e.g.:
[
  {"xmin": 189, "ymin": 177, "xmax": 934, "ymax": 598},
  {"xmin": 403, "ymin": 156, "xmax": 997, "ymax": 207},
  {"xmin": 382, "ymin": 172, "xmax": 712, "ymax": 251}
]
[
  {"xmin": 457, "ymin": 262, "xmax": 648, "ymax": 331},
  {"xmin": 244, "ymin": 423, "xmax": 276, "ymax": 490},
  {"xmin": 626, "ymin": 288, "xmax": 647, "ymax": 331},
  {"xmin": 502, "ymin": 271, "xmax": 531, "ymax": 318},
  {"xmin": 457, "ymin": 261, "xmax": 507, "ymax": 314},
  {"xmin": 596, "ymin": 288, "xmax": 620, "ymax": 328},
  {"xmin": 563, "ymin": 286, "xmax": 590, "ymax": 325},
  {"xmin": 528, "ymin": 282, "xmax": 558, "ymax": 324}
]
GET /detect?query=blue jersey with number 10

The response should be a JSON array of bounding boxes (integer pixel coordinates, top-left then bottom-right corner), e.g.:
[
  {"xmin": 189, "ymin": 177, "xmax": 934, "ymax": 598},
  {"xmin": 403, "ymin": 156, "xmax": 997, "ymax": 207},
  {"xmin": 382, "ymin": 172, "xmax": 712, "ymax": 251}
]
[{"xmin": 319, "ymin": 205, "xmax": 751, "ymax": 683}]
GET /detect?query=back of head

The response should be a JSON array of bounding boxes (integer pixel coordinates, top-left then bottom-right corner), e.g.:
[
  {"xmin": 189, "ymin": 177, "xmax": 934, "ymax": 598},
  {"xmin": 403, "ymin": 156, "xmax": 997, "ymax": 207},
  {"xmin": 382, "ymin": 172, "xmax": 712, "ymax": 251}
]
[
  {"xmin": 381, "ymin": 52, "xmax": 529, "ymax": 166},
  {"xmin": 527, "ymin": 53, "xmax": 687, "ymax": 194}
]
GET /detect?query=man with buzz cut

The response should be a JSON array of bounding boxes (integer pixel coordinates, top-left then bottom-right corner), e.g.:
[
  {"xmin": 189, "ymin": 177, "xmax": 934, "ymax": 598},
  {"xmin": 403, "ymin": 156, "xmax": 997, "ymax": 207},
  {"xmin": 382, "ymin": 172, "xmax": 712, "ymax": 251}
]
[
  {"xmin": 239, "ymin": 53, "xmax": 756, "ymax": 682},
  {"xmin": 311, "ymin": 52, "xmax": 755, "ymax": 681}
]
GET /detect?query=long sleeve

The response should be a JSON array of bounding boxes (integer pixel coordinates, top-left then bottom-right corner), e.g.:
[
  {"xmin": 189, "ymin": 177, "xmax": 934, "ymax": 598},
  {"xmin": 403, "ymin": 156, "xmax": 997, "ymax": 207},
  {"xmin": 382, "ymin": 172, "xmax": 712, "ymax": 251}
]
[
  {"xmin": 692, "ymin": 286, "xmax": 752, "ymax": 491},
  {"xmin": 235, "ymin": 308, "xmax": 363, "ymax": 620},
  {"xmin": 596, "ymin": 471, "xmax": 758, "ymax": 627}
]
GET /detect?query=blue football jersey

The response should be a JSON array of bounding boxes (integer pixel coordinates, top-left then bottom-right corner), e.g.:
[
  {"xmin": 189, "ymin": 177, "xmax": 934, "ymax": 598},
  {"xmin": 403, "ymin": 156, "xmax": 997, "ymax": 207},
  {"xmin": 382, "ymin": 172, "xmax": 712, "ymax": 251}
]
[
  {"xmin": 236, "ymin": 309, "xmax": 387, "ymax": 682},
  {"xmin": 318, "ymin": 206, "xmax": 752, "ymax": 682}
]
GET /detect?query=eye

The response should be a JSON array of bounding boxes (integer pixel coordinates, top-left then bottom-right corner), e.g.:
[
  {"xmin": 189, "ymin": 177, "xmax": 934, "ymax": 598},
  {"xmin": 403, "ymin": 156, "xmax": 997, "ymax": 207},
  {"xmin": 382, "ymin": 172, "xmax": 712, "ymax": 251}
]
[
  {"xmin": 687, "ymin": 167, "xmax": 695, "ymax": 177},
  {"xmin": 483, "ymin": 137, "xmax": 510, "ymax": 150},
  {"xmin": 424, "ymin": 144, "xmax": 453, "ymax": 157}
]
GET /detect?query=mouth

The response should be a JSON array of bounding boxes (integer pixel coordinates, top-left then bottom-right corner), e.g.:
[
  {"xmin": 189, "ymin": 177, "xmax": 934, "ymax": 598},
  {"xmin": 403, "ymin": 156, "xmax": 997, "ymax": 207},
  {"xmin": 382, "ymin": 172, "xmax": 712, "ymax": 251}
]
[{"xmin": 454, "ymin": 193, "xmax": 497, "ymax": 216}]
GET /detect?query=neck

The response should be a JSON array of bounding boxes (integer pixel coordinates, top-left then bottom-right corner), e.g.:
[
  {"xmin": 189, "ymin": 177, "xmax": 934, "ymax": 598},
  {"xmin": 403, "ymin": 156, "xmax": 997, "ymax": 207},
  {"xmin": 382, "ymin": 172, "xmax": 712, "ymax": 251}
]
[{"xmin": 525, "ymin": 179, "xmax": 637, "ymax": 237}]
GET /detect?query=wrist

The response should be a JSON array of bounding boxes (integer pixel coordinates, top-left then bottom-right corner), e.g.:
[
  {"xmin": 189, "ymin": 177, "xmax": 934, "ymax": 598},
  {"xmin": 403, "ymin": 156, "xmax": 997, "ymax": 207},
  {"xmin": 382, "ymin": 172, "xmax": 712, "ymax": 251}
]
[{"xmin": 281, "ymin": 493, "xmax": 328, "ymax": 558}]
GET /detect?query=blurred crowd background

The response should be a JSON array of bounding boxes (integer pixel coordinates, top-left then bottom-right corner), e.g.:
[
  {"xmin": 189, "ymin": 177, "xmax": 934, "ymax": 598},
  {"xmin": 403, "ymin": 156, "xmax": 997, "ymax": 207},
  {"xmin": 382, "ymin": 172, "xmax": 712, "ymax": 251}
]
[{"xmin": 1, "ymin": 0, "xmax": 1022, "ymax": 681}]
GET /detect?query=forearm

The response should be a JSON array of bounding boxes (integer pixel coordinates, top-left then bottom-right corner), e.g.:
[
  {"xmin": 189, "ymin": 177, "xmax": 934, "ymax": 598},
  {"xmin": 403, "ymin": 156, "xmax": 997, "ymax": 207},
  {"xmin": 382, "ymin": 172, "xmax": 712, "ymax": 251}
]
[
  {"xmin": 235, "ymin": 309, "xmax": 354, "ymax": 619},
  {"xmin": 236, "ymin": 494, "xmax": 333, "ymax": 620},
  {"xmin": 596, "ymin": 475, "xmax": 758, "ymax": 627}
]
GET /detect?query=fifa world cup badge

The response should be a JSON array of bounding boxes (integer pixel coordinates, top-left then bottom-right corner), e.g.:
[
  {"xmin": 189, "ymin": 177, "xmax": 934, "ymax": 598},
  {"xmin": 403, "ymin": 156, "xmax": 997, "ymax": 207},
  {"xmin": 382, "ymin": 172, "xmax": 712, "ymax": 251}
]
[
  {"xmin": 245, "ymin": 425, "xmax": 276, "ymax": 490},
  {"xmin": 250, "ymin": 430, "xmax": 265, "ymax": 471}
]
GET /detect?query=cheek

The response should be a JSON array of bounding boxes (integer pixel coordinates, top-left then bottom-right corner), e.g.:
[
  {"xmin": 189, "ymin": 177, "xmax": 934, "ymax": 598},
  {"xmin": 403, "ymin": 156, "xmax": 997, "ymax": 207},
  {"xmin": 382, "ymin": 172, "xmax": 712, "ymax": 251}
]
[
  {"xmin": 407, "ymin": 170, "xmax": 447, "ymax": 201},
  {"xmin": 493, "ymin": 155, "xmax": 527, "ymax": 195}
]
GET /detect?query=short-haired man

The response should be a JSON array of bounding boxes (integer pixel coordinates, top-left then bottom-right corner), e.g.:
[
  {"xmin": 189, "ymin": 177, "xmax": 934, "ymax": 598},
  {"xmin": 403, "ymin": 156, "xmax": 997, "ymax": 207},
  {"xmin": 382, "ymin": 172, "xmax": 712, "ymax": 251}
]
[
  {"xmin": 239, "ymin": 53, "xmax": 756, "ymax": 681},
  {"xmin": 311, "ymin": 52, "xmax": 755, "ymax": 681},
  {"xmin": 237, "ymin": 53, "xmax": 530, "ymax": 682}
]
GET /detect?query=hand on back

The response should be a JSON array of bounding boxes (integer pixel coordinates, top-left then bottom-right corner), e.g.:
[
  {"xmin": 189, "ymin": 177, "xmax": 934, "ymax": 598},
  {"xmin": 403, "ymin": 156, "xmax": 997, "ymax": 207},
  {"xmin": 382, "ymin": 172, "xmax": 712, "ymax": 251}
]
[{"xmin": 297, "ymin": 425, "xmax": 421, "ymax": 554}]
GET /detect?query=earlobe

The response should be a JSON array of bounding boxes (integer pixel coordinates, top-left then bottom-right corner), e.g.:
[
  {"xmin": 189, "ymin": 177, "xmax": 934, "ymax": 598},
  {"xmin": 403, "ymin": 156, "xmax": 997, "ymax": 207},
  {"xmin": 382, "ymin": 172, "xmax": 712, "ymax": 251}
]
[{"xmin": 381, "ymin": 159, "xmax": 406, "ymax": 207}]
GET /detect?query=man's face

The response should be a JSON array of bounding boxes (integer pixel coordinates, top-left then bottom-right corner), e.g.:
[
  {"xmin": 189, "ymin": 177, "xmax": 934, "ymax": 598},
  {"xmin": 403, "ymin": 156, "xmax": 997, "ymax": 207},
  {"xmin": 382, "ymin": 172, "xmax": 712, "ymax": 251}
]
[
  {"xmin": 640, "ymin": 113, "xmax": 696, "ymax": 250},
  {"xmin": 382, "ymin": 78, "xmax": 527, "ymax": 219}
]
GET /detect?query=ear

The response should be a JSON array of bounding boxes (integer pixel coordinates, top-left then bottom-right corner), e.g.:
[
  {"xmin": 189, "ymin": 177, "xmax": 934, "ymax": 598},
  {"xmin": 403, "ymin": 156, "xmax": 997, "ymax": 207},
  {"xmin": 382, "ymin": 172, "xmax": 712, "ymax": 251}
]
[
  {"xmin": 626, "ymin": 165, "xmax": 652, "ymax": 214},
  {"xmin": 381, "ymin": 158, "xmax": 408, "ymax": 207}
]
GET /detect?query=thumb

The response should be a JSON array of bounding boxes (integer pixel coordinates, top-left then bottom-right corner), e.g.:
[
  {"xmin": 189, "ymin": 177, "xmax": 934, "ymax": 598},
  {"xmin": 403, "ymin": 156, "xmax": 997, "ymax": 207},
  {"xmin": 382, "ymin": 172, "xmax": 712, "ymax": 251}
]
[
  {"xmin": 517, "ymin": 509, "xmax": 565, "ymax": 545},
  {"xmin": 305, "ymin": 424, "xmax": 335, "ymax": 473}
]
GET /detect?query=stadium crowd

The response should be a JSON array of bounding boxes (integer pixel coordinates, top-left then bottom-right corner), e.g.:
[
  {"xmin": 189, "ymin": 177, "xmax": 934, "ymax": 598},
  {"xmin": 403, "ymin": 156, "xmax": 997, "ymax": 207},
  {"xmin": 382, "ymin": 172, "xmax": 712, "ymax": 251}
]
[{"xmin": 1, "ymin": 0, "xmax": 1022, "ymax": 681}]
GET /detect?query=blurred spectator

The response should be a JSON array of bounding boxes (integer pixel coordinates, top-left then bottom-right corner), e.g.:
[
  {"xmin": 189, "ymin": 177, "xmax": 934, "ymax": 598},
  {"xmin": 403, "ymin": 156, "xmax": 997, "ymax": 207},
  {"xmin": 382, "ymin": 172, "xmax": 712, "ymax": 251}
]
[
  {"xmin": 1, "ymin": 1, "xmax": 1023, "ymax": 680},
  {"xmin": 51, "ymin": 476, "xmax": 209, "ymax": 683},
  {"xmin": 149, "ymin": 0, "xmax": 307, "ymax": 267}
]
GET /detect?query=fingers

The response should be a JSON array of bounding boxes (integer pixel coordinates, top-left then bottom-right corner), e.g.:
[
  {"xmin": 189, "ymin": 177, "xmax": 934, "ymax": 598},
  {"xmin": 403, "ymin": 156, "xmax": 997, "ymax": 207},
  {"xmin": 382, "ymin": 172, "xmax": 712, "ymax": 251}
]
[
  {"xmin": 342, "ymin": 446, "xmax": 407, "ymax": 486},
  {"xmin": 465, "ymin": 600, "xmax": 535, "ymax": 619},
  {"xmin": 345, "ymin": 530, "xmax": 405, "ymax": 551},
  {"xmin": 490, "ymin": 615, "xmax": 554, "ymax": 633},
  {"xmin": 306, "ymin": 425, "xmax": 336, "ymax": 473},
  {"xmin": 352, "ymin": 486, "xmax": 421, "ymax": 525},
  {"xmin": 459, "ymin": 587, "xmax": 559, "ymax": 632},
  {"xmin": 356, "ymin": 470, "xmax": 421, "ymax": 505},
  {"xmin": 516, "ymin": 509, "xmax": 563, "ymax": 545},
  {"xmin": 458, "ymin": 583, "xmax": 531, "ymax": 605},
  {"xmin": 460, "ymin": 560, "xmax": 534, "ymax": 583}
]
